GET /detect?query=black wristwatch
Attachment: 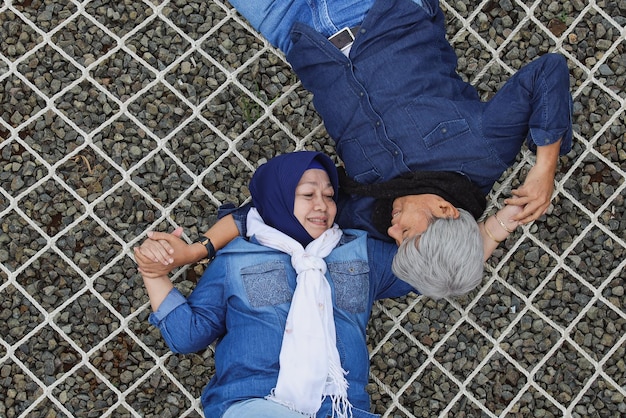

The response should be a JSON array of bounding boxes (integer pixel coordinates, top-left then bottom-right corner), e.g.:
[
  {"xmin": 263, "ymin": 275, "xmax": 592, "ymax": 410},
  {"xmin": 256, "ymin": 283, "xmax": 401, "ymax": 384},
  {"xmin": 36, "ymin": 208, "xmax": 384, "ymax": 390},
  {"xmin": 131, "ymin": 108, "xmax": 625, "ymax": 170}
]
[{"xmin": 194, "ymin": 236, "xmax": 216, "ymax": 263}]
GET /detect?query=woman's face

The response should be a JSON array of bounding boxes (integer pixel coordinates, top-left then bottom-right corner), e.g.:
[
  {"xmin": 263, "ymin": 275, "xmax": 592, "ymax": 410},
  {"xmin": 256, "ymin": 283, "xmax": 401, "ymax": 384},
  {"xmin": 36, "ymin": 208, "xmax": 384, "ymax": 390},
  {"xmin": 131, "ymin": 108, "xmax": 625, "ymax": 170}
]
[{"xmin": 293, "ymin": 169, "xmax": 337, "ymax": 239}]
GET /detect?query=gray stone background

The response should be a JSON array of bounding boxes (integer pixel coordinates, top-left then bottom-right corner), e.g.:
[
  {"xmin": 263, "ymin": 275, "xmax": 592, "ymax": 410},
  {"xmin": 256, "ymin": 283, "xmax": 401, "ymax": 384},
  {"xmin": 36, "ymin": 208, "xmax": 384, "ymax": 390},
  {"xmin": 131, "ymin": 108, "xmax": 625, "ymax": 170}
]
[{"xmin": 1, "ymin": 0, "xmax": 625, "ymax": 417}]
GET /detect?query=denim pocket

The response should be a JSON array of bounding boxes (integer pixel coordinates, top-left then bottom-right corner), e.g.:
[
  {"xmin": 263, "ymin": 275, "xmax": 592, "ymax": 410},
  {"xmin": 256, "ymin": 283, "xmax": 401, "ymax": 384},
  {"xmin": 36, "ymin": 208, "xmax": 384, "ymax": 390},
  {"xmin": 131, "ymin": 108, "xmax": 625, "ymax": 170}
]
[
  {"xmin": 335, "ymin": 137, "xmax": 382, "ymax": 184},
  {"xmin": 328, "ymin": 260, "xmax": 370, "ymax": 313},
  {"xmin": 405, "ymin": 97, "xmax": 471, "ymax": 149},
  {"xmin": 240, "ymin": 260, "xmax": 292, "ymax": 308}
]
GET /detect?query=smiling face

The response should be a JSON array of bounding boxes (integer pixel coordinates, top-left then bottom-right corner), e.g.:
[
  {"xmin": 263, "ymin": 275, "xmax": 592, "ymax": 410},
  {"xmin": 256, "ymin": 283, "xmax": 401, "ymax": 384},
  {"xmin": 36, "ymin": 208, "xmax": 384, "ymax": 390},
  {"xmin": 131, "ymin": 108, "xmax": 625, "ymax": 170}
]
[
  {"xmin": 293, "ymin": 169, "xmax": 337, "ymax": 239},
  {"xmin": 387, "ymin": 194, "xmax": 460, "ymax": 245}
]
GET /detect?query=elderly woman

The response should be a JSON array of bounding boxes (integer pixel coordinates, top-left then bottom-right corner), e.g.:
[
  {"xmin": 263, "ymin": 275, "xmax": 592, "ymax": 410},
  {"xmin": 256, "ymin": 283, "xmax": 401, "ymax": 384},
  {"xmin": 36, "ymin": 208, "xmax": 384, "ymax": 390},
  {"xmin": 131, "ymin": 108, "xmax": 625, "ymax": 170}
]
[
  {"xmin": 136, "ymin": 151, "xmax": 414, "ymax": 417},
  {"xmin": 138, "ymin": 0, "xmax": 572, "ymax": 299}
]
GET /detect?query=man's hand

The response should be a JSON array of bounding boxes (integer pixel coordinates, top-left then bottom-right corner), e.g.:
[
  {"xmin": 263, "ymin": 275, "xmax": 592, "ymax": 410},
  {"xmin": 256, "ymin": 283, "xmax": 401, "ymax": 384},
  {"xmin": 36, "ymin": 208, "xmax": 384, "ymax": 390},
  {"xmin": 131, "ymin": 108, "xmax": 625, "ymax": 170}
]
[
  {"xmin": 505, "ymin": 164, "xmax": 555, "ymax": 224},
  {"xmin": 506, "ymin": 139, "xmax": 562, "ymax": 224}
]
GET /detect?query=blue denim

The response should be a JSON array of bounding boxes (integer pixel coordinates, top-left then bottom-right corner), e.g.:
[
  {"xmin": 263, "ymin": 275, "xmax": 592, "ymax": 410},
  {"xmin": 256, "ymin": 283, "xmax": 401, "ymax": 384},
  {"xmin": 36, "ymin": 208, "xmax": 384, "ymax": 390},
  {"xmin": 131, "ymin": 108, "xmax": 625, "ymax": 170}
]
[
  {"xmin": 223, "ymin": 398, "xmax": 379, "ymax": 418},
  {"xmin": 222, "ymin": 399, "xmax": 308, "ymax": 418},
  {"xmin": 228, "ymin": 0, "xmax": 573, "ymax": 240},
  {"xmin": 149, "ymin": 230, "xmax": 413, "ymax": 417},
  {"xmin": 227, "ymin": 0, "xmax": 377, "ymax": 54}
]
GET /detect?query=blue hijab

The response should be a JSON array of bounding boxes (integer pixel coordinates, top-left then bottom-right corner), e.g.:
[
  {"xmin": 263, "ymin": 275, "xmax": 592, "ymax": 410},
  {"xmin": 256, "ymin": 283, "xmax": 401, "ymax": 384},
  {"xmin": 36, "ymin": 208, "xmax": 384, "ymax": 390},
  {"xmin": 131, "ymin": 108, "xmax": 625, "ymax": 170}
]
[{"xmin": 249, "ymin": 151, "xmax": 339, "ymax": 246}]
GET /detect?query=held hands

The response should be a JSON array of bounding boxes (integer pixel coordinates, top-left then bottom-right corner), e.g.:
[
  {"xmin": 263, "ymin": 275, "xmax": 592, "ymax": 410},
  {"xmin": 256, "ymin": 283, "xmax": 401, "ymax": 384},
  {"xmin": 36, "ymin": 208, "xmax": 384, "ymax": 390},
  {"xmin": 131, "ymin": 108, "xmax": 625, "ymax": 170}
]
[
  {"xmin": 134, "ymin": 227, "xmax": 191, "ymax": 278},
  {"xmin": 134, "ymin": 234, "xmax": 180, "ymax": 310},
  {"xmin": 135, "ymin": 248, "xmax": 171, "ymax": 279},
  {"xmin": 505, "ymin": 163, "xmax": 555, "ymax": 224},
  {"xmin": 505, "ymin": 139, "xmax": 562, "ymax": 224},
  {"xmin": 141, "ymin": 227, "xmax": 185, "ymax": 264},
  {"xmin": 134, "ymin": 214, "xmax": 239, "ymax": 278}
]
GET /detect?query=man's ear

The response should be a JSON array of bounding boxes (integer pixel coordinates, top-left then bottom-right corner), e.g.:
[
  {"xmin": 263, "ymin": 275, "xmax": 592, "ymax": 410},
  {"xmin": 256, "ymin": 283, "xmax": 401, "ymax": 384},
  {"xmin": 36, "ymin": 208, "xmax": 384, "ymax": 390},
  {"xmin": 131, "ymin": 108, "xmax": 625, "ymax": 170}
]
[{"xmin": 437, "ymin": 201, "xmax": 460, "ymax": 219}]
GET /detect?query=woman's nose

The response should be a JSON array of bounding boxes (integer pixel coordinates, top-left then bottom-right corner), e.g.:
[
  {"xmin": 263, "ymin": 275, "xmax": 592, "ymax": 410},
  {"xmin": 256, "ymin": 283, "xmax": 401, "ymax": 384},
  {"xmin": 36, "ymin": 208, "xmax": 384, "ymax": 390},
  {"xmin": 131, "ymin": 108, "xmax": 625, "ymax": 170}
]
[{"xmin": 313, "ymin": 195, "xmax": 327, "ymax": 210}]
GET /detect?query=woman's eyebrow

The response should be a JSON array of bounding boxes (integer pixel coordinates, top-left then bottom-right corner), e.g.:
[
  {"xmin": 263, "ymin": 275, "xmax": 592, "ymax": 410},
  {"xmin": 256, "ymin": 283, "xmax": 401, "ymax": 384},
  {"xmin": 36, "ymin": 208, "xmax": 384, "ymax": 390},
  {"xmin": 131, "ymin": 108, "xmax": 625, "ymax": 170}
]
[{"xmin": 297, "ymin": 181, "xmax": 333, "ymax": 188}]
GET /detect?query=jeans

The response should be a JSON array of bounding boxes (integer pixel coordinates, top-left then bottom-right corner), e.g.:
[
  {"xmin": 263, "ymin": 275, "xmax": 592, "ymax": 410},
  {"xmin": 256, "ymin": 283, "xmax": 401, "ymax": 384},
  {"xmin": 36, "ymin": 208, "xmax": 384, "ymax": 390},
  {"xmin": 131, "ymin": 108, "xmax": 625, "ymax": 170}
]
[
  {"xmin": 222, "ymin": 398, "xmax": 381, "ymax": 418},
  {"xmin": 222, "ymin": 399, "xmax": 305, "ymax": 418},
  {"xmin": 227, "ymin": 0, "xmax": 423, "ymax": 54}
]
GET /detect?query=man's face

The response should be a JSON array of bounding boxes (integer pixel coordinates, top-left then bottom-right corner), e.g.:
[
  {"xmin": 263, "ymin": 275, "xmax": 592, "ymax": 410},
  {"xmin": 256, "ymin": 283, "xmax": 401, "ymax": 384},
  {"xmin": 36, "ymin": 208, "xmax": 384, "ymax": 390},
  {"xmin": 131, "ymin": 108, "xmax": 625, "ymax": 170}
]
[
  {"xmin": 293, "ymin": 169, "xmax": 337, "ymax": 239},
  {"xmin": 387, "ymin": 194, "xmax": 459, "ymax": 245}
]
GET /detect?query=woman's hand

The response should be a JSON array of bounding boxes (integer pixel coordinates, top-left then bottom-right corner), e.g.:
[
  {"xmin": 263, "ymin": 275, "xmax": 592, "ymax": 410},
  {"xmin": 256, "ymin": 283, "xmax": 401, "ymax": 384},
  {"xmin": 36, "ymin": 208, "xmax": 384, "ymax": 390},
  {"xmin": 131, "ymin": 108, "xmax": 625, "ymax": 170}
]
[
  {"xmin": 135, "ymin": 227, "xmax": 193, "ymax": 277},
  {"xmin": 134, "ymin": 214, "xmax": 240, "ymax": 276},
  {"xmin": 481, "ymin": 204, "xmax": 522, "ymax": 260},
  {"xmin": 138, "ymin": 227, "xmax": 183, "ymax": 264},
  {"xmin": 135, "ymin": 247, "xmax": 172, "ymax": 279}
]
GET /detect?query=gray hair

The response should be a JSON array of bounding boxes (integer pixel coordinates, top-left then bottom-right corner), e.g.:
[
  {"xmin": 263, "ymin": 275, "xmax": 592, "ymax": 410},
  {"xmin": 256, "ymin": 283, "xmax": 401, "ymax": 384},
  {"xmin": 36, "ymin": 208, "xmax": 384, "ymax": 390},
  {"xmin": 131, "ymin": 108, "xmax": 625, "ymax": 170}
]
[{"xmin": 391, "ymin": 208, "xmax": 484, "ymax": 299}]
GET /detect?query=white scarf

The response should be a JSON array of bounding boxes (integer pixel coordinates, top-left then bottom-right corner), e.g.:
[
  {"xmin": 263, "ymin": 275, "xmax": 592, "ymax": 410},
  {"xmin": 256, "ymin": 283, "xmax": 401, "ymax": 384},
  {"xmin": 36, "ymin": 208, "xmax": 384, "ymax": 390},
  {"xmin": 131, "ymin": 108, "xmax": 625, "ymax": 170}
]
[{"xmin": 246, "ymin": 208, "xmax": 352, "ymax": 417}]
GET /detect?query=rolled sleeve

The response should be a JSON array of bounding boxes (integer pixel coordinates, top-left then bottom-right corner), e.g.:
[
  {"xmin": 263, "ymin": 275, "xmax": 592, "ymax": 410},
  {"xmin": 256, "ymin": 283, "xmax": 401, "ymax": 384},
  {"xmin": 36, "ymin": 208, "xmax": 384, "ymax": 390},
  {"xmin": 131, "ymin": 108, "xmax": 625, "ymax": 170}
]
[
  {"xmin": 148, "ymin": 288, "xmax": 187, "ymax": 326},
  {"xmin": 528, "ymin": 93, "xmax": 573, "ymax": 156}
]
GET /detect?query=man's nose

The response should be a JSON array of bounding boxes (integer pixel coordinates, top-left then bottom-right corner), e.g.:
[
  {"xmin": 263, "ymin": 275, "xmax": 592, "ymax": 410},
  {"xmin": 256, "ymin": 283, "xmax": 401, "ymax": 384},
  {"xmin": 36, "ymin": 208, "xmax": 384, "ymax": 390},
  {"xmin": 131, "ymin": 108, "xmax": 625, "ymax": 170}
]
[{"xmin": 387, "ymin": 223, "xmax": 400, "ymax": 239}]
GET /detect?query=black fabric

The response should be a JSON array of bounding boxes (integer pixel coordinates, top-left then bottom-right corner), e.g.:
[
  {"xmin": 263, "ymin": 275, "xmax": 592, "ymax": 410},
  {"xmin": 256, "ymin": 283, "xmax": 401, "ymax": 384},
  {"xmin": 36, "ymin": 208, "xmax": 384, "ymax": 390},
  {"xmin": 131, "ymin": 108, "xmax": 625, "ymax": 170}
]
[{"xmin": 338, "ymin": 168, "xmax": 486, "ymax": 236}]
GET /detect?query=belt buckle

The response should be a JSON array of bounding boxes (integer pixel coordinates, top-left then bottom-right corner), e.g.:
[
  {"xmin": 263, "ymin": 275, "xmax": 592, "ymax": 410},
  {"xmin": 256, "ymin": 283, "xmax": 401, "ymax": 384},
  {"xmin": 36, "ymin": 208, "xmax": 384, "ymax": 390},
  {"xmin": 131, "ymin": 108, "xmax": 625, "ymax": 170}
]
[{"xmin": 329, "ymin": 27, "xmax": 355, "ymax": 50}]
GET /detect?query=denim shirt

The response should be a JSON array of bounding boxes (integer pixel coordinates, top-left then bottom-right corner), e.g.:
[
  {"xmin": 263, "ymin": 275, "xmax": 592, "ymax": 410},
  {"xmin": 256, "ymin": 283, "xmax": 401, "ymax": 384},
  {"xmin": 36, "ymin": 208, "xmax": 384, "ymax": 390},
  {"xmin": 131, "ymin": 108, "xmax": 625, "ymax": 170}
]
[
  {"xmin": 286, "ymin": 0, "xmax": 573, "ymax": 239},
  {"xmin": 149, "ymin": 229, "xmax": 414, "ymax": 418}
]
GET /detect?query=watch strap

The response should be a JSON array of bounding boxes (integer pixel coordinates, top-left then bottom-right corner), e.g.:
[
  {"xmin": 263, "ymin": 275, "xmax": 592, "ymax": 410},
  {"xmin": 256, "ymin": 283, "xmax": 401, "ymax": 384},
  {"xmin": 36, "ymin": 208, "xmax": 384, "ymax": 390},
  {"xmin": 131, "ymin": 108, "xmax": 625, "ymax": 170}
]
[{"xmin": 194, "ymin": 236, "xmax": 216, "ymax": 262}]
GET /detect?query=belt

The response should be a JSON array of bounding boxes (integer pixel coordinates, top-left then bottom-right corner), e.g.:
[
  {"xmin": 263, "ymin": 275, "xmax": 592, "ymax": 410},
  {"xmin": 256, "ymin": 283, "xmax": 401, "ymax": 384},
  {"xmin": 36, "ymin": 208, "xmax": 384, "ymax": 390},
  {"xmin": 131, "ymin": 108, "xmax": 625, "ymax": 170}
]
[{"xmin": 328, "ymin": 26, "xmax": 361, "ymax": 50}]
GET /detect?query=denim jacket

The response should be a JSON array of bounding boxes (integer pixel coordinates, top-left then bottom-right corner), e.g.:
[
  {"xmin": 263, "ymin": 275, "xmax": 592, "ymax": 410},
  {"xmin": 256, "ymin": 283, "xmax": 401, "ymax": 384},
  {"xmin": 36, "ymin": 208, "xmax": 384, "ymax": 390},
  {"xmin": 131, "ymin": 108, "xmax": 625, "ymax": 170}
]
[
  {"xmin": 149, "ymin": 229, "xmax": 414, "ymax": 417},
  {"xmin": 286, "ymin": 0, "xmax": 573, "ymax": 239}
]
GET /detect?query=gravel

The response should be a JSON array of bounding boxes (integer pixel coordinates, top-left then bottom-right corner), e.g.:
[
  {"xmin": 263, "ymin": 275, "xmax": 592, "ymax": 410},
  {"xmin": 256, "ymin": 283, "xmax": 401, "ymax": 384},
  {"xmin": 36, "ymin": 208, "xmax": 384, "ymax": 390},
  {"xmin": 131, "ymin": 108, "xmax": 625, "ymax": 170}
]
[{"xmin": 1, "ymin": 0, "xmax": 625, "ymax": 417}]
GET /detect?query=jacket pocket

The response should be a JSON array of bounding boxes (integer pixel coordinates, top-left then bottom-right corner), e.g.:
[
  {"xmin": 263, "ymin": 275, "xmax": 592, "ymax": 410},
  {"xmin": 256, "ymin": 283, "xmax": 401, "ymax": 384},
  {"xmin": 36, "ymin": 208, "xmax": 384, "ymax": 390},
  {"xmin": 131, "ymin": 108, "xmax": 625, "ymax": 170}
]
[
  {"xmin": 328, "ymin": 260, "xmax": 370, "ymax": 313},
  {"xmin": 405, "ymin": 97, "xmax": 471, "ymax": 149},
  {"xmin": 335, "ymin": 137, "xmax": 383, "ymax": 184},
  {"xmin": 240, "ymin": 260, "xmax": 292, "ymax": 308}
]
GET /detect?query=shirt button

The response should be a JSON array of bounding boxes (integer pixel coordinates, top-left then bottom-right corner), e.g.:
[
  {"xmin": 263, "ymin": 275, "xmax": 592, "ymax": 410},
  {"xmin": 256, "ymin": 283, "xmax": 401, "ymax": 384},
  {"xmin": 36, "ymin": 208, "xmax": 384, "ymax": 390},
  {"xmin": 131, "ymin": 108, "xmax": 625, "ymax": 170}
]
[
  {"xmin": 359, "ymin": 91, "xmax": 364, "ymax": 97},
  {"xmin": 441, "ymin": 128, "xmax": 447, "ymax": 134},
  {"xmin": 376, "ymin": 121, "xmax": 380, "ymax": 126}
]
